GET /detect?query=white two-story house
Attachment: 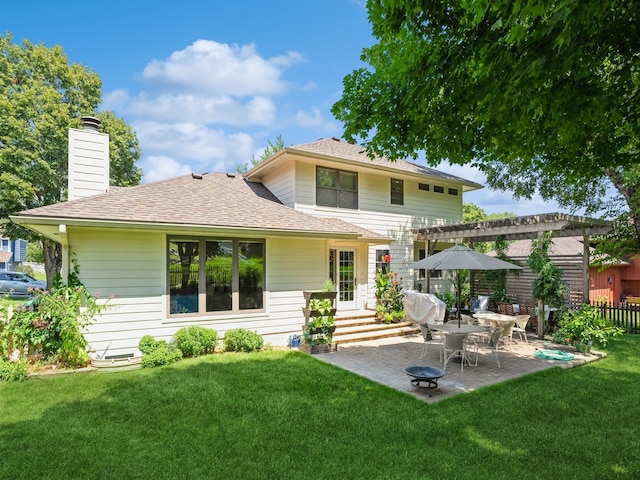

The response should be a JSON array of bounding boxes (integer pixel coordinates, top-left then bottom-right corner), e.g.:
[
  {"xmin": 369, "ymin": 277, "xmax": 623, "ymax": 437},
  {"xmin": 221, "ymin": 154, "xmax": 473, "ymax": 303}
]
[{"xmin": 12, "ymin": 120, "xmax": 481, "ymax": 355}]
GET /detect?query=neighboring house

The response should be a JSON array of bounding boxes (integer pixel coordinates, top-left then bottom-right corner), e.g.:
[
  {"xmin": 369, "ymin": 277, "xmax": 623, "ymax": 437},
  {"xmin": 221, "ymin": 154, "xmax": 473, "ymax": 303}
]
[
  {"xmin": 495, "ymin": 236, "xmax": 640, "ymax": 304},
  {"xmin": 0, "ymin": 236, "xmax": 27, "ymax": 271},
  {"xmin": 11, "ymin": 119, "xmax": 481, "ymax": 355}
]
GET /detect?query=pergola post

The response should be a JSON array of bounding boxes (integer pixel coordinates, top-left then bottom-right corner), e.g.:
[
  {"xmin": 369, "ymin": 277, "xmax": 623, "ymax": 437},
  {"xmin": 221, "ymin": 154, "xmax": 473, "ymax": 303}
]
[{"xmin": 582, "ymin": 228, "xmax": 590, "ymax": 304}]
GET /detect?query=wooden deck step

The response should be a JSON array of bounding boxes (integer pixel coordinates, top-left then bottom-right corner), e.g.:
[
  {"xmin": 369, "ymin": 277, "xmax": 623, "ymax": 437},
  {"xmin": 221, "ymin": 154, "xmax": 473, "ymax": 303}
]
[{"xmin": 331, "ymin": 313, "xmax": 420, "ymax": 345}]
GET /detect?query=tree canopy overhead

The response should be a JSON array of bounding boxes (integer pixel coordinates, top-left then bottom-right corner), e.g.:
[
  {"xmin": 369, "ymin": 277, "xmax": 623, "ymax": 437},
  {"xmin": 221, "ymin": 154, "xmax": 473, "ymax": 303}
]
[
  {"xmin": 332, "ymin": 1, "xmax": 640, "ymax": 245},
  {"xmin": 0, "ymin": 33, "xmax": 142, "ymax": 283}
]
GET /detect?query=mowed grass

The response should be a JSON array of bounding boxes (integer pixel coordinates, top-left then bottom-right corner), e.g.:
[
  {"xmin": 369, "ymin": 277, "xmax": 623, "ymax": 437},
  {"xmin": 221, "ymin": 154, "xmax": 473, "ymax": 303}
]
[{"xmin": 1, "ymin": 336, "xmax": 639, "ymax": 479}]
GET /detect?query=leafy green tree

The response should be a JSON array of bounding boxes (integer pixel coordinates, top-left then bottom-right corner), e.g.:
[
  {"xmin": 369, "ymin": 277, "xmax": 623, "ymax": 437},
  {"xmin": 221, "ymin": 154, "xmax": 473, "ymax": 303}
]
[
  {"xmin": 237, "ymin": 135, "xmax": 285, "ymax": 174},
  {"xmin": 0, "ymin": 33, "xmax": 142, "ymax": 286},
  {"xmin": 333, "ymin": 1, "xmax": 640, "ymax": 249},
  {"xmin": 528, "ymin": 233, "xmax": 569, "ymax": 337}
]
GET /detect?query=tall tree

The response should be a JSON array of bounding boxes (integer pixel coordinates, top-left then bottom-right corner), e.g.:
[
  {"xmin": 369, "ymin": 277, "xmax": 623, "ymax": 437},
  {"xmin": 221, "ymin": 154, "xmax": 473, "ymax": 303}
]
[
  {"xmin": 332, "ymin": 1, "xmax": 640, "ymax": 252},
  {"xmin": 0, "ymin": 33, "xmax": 142, "ymax": 285},
  {"xmin": 237, "ymin": 135, "xmax": 285, "ymax": 174}
]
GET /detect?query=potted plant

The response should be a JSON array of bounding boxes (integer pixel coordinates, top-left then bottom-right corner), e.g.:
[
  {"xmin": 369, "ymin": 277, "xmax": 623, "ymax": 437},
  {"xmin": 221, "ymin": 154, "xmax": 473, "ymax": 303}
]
[
  {"xmin": 553, "ymin": 304, "xmax": 623, "ymax": 353},
  {"xmin": 374, "ymin": 269, "xmax": 406, "ymax": 323},
  {"xmin": 300, "ymin": 280, "xmax": 338, "ymax": 353}
]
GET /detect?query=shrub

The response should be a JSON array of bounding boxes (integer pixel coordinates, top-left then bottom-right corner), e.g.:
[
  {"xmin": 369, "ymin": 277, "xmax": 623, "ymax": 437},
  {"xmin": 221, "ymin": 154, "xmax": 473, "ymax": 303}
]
[
  {"xmin": 0, "ymin": 358, "xmax": 28, "ymax": 381},
  {"xmin": 0, "ymin": 261, "xmax": 109, "ymax": 368},
  {"xmin": 172, "ymin": 326, "xmax": 218, "ymax": 357},
  {"xmin": 138, "ymin": 337, "xmax": 183, "ymax": 368},
  {"xmin": 223, "ymin": 328, "xmax": 264, "ymax": 352},
  {"xmin": 138, "ymin": 335, "xmax": 161, "ymax": 355}
]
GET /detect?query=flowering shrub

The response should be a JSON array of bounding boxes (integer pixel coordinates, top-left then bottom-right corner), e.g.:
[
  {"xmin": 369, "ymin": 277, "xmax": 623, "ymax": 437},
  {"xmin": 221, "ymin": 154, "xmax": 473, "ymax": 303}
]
[
  {"xmin": 0, "ymin": 264, "xmax": 110, "ymax": 368},
  {"xmin": 374, "ymin": 269, "xmax": 406, "ymax": 323}
]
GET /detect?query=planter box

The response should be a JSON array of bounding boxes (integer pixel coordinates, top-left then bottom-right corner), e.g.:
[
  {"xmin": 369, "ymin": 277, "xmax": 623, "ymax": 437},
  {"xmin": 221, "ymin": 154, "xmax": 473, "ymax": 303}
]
[
  {"xmin": 298, "ymin": 343, "xmax": 338, "ymax": 354},
  {"xmin": 302, "ymin": 307, "xmax": 337, "ymax": 318},
  {"xmin": 303, "ymin": 290, "xmax": 337, "ymax": 302}
]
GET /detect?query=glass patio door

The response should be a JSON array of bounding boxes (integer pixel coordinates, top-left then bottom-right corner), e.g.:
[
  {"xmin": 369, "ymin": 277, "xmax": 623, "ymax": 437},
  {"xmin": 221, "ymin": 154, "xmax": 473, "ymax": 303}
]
[{"xmin": 337, "ymin": 249, "xmax": 356, "ymax": 310}]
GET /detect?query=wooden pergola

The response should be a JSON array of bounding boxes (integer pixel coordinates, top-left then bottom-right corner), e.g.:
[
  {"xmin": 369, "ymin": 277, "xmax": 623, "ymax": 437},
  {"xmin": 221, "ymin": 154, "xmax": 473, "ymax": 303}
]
[{"xmin": 414, "ymin": 213, "xmax": 613, "ymax": 336}]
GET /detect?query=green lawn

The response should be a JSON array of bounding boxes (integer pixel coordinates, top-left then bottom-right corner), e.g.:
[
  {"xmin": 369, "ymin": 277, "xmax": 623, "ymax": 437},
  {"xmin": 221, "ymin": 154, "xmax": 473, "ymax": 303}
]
[{"xmin": 1, "ymin": 336, "xmax": 639, "ymax": 479}]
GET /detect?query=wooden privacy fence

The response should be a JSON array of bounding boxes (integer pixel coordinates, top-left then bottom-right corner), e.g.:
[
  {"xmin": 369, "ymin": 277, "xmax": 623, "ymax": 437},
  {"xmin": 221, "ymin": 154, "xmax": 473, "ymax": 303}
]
[{"xmin": 589, "ymin": 301, "xmax": 640, "ymax": 334}]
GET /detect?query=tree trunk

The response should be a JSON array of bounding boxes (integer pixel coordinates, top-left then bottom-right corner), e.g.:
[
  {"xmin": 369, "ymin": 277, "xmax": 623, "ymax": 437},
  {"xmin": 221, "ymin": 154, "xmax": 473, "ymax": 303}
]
[
  {"xmin": 605, "ymin": 167, "xmax": 640, "ymax": 242},
  {"xmin": 42, "ymin": 239, "xmax": 62, "ymax": 289}
]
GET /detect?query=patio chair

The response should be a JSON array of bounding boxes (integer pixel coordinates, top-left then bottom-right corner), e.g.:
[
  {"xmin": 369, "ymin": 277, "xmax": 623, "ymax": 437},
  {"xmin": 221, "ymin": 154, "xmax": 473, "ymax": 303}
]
[
  {"xmin": 442, "ymin": 332, "xmax": 473, "ymax": 372},
  {"xmin": 512, "ymin": 314, "xmax": 530, "ymax": 344},
  {"xmin": 471, "ymin": 327, "xmax": 503, "ymax": 368},
  {"xmin": 419, "ymin": 323, "xmax": 443, "ymax": 362},
  {"xmin": 497, "ymin": 303, "xmax": 515, "ymax": 315}
]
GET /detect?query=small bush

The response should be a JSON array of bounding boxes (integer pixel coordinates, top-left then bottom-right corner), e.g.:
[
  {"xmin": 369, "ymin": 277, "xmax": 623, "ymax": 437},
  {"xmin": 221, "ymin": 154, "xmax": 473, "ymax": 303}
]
[
  {"xmin": 223, "ymin": 328, "xmax": 264, "ymax": 352},
  {"xmin": 0, "ymin": 358, "xmax": 28, "ymax": 381},
  {"xmin": 139, "ymin": 335, "xmax": 161, "ymax": 355},
  {"xmin": 173, "ymin": 326, "xmax": 218, "ymax": 357},
  {"xmin": 138, "ymin": 335, "xmax": 183, "ymax": 368}
]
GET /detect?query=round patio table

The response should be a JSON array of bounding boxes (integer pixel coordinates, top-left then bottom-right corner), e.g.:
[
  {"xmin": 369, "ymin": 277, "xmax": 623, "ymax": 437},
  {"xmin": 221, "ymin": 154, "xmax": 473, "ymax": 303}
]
[{"xmin": 431, "ymin": 323, "xmax": 487, "ymax": 334}]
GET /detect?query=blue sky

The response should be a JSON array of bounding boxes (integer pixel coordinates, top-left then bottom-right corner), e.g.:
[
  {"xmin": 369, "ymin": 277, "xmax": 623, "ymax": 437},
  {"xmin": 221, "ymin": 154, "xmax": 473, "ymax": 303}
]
[{"xmin": 3, "ymin": 0, "xmax": 576, "ymax": 216}]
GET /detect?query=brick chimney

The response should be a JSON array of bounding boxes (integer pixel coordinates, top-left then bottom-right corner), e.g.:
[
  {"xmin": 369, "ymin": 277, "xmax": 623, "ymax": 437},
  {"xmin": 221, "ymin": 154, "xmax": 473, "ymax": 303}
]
[{"xmin": 68, "ymin": 116, "xmax": 110, "ymax": 201}]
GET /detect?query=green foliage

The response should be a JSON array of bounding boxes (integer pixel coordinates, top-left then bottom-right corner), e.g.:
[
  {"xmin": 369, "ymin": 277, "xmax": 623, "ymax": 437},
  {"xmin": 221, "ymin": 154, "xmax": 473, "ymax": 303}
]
[
  {"xmin": 332, "ymin": 1, "xmax": 640, "ymax": 246},
  {"xmin": 527, "ymin": 234, "xmax": 569, "ymax": 308},
  {"xmin": 554, "ymin": 304, "xmax": 624, "ymax": 347},
  {"xmin": 0, "ymin": 33, "xmax": 142, "ymax": 277},
  {"xmin": 223, "ymin": 328, "xmax": 264, "ymax": 352},
  {"xmin": 138, "ymin": 335, "xmax": 161, "ymax": 355},
  {"xmin": 26, "ymin": 241, "xmax": 44, "ymax": 264},
  {"xmin": 0, "ymin": 264, "xmax": 109, "ymax": 367},
  {"xmin": 434, "ymin": 290, "xmax": 456, "ymax": 311},
  {"xmin": 138, "ymin": 335, "xmax": 182, "ymax": 368},
  {"xmin": 13, "ymin": 264, "xmax": 35, "ymax": 277},
  {"xmin": 321, "ymin": 278, "xmax": 335, "ymax": 292},
  {"xmin": 0, "ymin": 358, "xmax": 28, "ymax": 381},
  {"xmin": 374, "ymin": 270, "xmax": 405, "ymax": 323},
  {"xmin": 237, "ymin": 135, "xmax": 285, "ymax": 174},
  {"xmin": 140, "ymin": 340, "xmax": 183, "ymax": 368},
  {"xmin": 172, "ymin": 326, "xmax": 218, "ymax": 357}
]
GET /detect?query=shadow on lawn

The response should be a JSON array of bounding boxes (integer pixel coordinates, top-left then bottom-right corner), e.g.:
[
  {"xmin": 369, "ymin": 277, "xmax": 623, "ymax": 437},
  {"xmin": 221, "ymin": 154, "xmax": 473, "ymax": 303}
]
[{"xmin": 1, "ymin": 340, "xmax": 639, "ymax": 479}]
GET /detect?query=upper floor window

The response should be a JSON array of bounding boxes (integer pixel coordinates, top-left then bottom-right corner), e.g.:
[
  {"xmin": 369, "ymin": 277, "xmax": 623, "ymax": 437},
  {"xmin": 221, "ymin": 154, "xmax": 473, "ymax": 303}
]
[
  {"xmin": 390, "ymin": 178, "xmax": 404, "ymax": 205},
  {"xmin": 316, "ymin": 167, "xmax": 358, "ymax": 209}
]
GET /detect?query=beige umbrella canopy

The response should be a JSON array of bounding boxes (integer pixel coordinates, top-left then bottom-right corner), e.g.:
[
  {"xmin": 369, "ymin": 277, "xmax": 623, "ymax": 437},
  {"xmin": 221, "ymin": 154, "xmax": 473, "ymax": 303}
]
[{"xmin": 407, "ymin": 245, "xmax": 522, "ymax": 326}]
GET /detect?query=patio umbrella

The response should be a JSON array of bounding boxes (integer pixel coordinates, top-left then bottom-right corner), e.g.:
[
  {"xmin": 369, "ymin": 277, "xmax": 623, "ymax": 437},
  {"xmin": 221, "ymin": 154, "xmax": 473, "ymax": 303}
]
[{"xmin": 407, "ymin": 245, "xmax": 522, "ymax": 326}]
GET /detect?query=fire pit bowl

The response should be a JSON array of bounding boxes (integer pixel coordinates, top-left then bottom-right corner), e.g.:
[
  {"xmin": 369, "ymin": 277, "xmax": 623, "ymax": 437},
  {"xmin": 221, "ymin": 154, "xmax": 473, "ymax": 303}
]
[{"xmin": 403, "ymin": 365, "xmax": 445, "ymax": 389}]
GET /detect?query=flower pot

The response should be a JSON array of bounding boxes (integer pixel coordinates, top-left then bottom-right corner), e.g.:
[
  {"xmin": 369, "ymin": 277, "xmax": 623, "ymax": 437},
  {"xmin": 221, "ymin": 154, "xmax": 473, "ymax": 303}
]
[{"xmin": 574, "ymin": 341, "xmax": 593, "ymax": 354}]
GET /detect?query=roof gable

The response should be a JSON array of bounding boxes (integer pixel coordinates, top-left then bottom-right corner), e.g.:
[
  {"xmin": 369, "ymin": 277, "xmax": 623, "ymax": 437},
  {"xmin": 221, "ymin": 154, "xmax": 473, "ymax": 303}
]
[{"xmin": 246, "ymin": 137, "xmax": 482, "ymax": 191}]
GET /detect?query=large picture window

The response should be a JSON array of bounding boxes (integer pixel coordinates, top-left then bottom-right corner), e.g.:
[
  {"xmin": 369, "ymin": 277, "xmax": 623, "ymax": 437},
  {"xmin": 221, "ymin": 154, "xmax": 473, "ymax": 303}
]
[
  {"xmin": 169, "ymin": 237, "xmax": 264, "ymax": 315},
  {"xmin": 316, "ymin": 167, "xmax": 358, "ymax": 209}
]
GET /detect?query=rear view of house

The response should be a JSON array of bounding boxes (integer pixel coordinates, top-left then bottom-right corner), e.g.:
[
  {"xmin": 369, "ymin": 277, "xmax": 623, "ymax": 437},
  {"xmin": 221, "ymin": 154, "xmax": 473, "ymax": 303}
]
[{"xmin": 12, "ymin": 120, "xmax": 481, "ymax": 355}]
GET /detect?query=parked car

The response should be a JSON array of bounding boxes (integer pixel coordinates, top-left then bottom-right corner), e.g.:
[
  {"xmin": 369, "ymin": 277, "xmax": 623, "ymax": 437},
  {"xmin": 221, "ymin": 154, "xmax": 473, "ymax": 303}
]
[{"xmin": 0, "ymin": 271, "xmax": 46, "ymax": 297}]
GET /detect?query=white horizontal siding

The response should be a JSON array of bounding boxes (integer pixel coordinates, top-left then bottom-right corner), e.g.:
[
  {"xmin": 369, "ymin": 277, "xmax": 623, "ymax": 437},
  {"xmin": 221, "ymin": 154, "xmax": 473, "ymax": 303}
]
[
  {"xmin": 68, "ymin": 229, "xmax": 342, "ymax": 353},
  {"xmin": 261, "ymin": 163, "xmax": 295, "ymax": 207}
]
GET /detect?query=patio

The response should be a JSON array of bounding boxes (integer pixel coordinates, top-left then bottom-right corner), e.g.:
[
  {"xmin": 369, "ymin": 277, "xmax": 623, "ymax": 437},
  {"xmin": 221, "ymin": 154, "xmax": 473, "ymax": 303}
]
[{"xmin": 312, "ymin": 332, "xmax": 604, "ymax": 402}]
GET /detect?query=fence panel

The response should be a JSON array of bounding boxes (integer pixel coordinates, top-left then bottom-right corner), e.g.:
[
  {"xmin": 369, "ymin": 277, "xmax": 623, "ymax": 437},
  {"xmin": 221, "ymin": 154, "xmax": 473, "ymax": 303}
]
[{"xmin": 592, "ymin": 301, "xmax": 640, "ymax": 334}]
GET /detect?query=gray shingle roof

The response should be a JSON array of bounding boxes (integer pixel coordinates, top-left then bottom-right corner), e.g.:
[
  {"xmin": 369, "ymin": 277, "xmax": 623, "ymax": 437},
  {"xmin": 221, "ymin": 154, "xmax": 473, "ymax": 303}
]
[
  {"xmin": 250, "ymin": 137, "xmax": 482, "ymax": 189},
  {"xmin": 16, "ymin": 172, "xmax": 387, "ymax": 239}
]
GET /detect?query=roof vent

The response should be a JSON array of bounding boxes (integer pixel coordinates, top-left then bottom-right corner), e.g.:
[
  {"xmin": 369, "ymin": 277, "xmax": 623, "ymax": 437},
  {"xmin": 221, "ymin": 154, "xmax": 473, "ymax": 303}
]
[
  {"xmin": 192, "ymin": 173, "xmax": 203, "ymax": 180},
  {"xmin": 81, "ymin": 116, "xmax": 101, "ymax": 132},
  {"xmin": 331, "ymin": 137, "xmax": 341, "ymax": 142},
  {"xmin": 226, "ymin": 173, "xmax": 236, "ymax": 178}
]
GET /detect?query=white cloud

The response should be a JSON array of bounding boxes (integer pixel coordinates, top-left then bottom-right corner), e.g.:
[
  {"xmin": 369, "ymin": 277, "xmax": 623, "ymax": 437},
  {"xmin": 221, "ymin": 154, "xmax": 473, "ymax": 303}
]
[
  {"xmin": 142, "ymin": 40, "xmax": 304, "ymax": 96},
  {"xmin": 133, "ymin": 121, "xmax": 255, "ymax": 181},
  {"xmin": 139, "ymin": 155, "xmax": 193, "ymax": 183}
]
